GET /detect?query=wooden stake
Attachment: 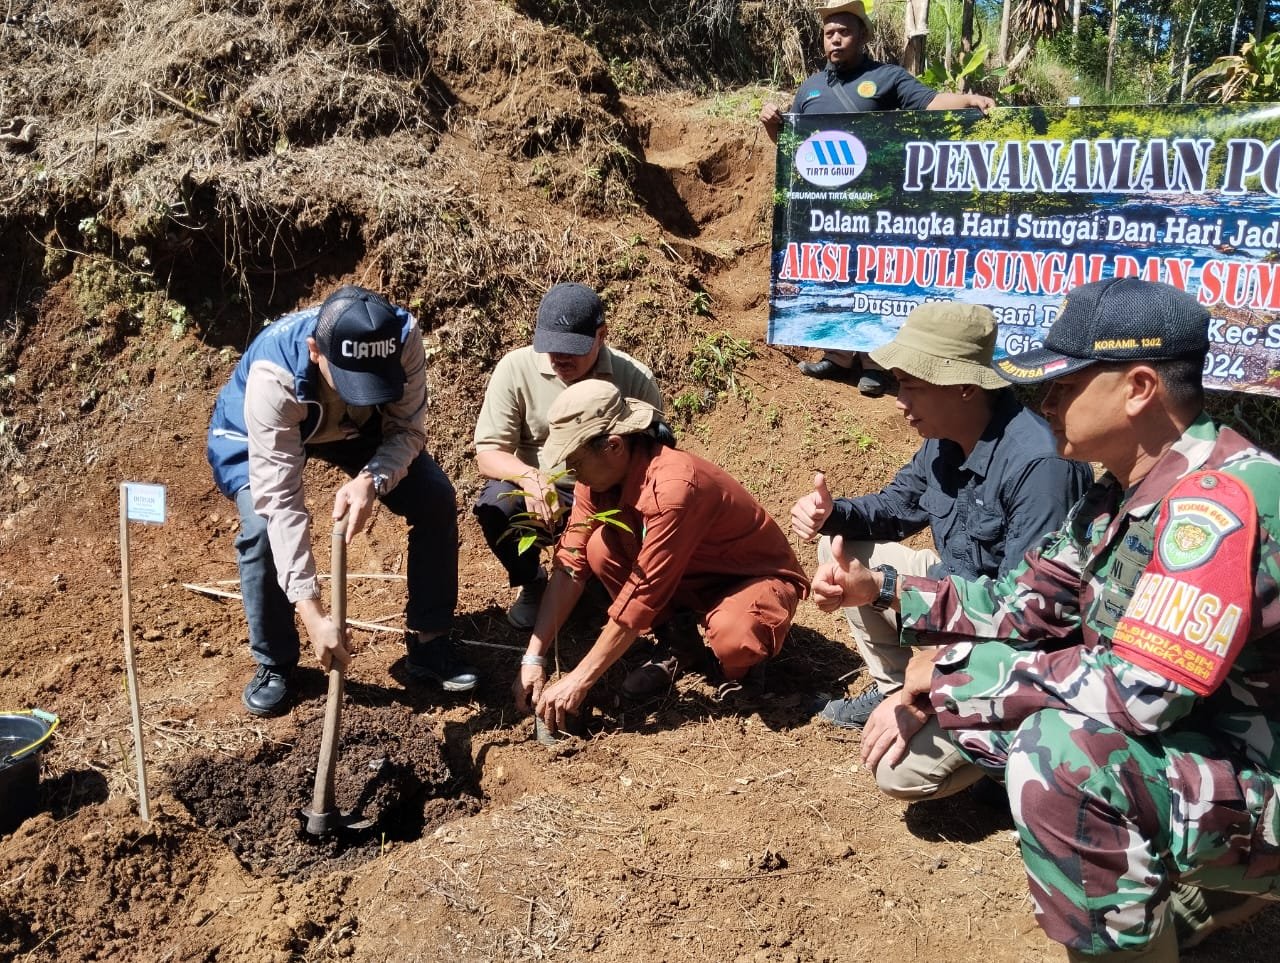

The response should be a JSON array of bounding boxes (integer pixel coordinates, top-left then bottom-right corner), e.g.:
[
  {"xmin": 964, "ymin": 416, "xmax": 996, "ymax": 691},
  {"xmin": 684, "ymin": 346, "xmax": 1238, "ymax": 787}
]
[{"xmin": 119, "ymin": 484, "xmax": 151, "ymax": 823}]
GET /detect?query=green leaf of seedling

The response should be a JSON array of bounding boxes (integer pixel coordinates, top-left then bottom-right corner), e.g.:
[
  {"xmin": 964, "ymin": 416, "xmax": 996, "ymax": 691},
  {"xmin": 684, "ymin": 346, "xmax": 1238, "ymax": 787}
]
[
  {"xmin": 518, "ymin": 532, "xmax": 539, "ymax": 555},
  {"xmin": 588, "ymin": 509, "xmax": 633, "ymax": 533}
]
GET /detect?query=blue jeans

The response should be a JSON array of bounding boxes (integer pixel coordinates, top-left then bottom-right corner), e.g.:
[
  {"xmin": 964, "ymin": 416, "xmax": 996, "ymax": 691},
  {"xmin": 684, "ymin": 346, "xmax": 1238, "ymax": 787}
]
[{"xmin": 233, "ymin": 443, "xmax": 457, "ymax": 667}]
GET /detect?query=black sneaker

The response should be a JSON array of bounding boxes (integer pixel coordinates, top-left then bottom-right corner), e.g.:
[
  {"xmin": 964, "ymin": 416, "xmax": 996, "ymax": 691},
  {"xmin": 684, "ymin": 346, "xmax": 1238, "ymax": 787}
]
[
  {"xmin": 242, "ymin": 664, "xmax": 294, "ymax": 717},
  {"xmin": 622, "ymin": 621, "xmax": 704, "ymax": 699},
  {"xmin": 405, "ymin": 634, "xmax": 478, "ymax": 692},
  {"xmin": 857, "ymin": 368, "xmax": 896, "ymax": 398},
  {"xmin": 622, "ymin": 653, "xmax": 683, "ymax": 699},
  {"xmin": 798, "ymin": 357, "xmax": 855, "ymax": 380},
  {"xmin": 817, "ymin": 688, "xmax": 885, "ymax": 729},
  {"xmin": 507, "ymin": 577, "xmax": 547, "ymax": 630}
]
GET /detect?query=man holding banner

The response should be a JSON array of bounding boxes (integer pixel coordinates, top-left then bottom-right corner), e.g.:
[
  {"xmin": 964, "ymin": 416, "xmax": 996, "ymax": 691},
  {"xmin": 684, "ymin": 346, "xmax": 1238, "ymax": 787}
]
[
  {"xmin": 759, "ymin": 0, "xmax": 993, "ymax": 396},
  {"xmin": 826, "ymin": 279, "xmax": 1280, "ymax": 958}
]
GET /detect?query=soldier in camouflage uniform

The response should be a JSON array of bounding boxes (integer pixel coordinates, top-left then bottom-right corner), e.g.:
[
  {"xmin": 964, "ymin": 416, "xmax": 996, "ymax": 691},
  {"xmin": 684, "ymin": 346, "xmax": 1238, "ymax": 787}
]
[{"xmin": 813, "ymin": 278, "xmax": 1280, "ymax": 960}]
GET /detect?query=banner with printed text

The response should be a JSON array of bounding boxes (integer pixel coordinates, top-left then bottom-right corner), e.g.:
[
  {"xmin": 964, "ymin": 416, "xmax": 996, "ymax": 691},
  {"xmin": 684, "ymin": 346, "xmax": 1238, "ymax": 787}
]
[{"xmin": 766, "ymin": 104, "xmax": 1280, "ymax": 396}]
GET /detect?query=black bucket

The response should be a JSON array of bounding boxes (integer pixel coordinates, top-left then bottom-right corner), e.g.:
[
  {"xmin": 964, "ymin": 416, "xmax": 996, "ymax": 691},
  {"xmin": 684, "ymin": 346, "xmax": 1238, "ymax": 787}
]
[{"xmin": 0, "ymin": 710, "xmax": 60, "ymax": 834}]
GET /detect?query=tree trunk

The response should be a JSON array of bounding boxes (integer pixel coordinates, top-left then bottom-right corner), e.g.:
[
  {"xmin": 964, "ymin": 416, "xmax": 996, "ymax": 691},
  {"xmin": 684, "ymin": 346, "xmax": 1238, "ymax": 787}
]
[
  {"xmin": 1258, "ymin": 0, "xmax": 1267, "ymax": 39},
  {"xmin": 998, "ymin": 0, "xmax": 1011, "ymax": 63},
  {"xmin": 1105, "ymin": 0, "xmax": 1119, "ymax": 95},
  {"xmin": 903, "ymin": 0, "xmax": 930, "ymax": 74},
  {"xmin": 960, "ymin": 0, "xmax": 975, "ymax": 91},
  {"xmin": 1231, "ymin": 0, "xmax": 1244, "ymax": 53},
  {"xmin": 1180, "ymin": 0, "xmax": 1205, "ymax": 100},
  {"xmin": 1007, "ymin": 42, "xmax": 1033, "ymax": 75}
]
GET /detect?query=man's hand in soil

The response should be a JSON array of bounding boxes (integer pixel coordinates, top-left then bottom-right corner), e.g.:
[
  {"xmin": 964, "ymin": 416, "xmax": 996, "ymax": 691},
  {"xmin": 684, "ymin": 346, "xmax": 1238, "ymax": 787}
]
[
  {"xmin": 790, "ymin": 471, "xmax": 834, "ymax": 541},
  {"xmin": 535, "ymin": 670, "xmax": 589, "ymax": 735},
  {"xmin": 334, "ymin": 473, "xmax": 378, "ymax": 541},
  {"xmin": 513, "ymin": 663, "xmax": 546, "ymax": 714},
  {"xmin": 297, "ymin": 598, "xmax": 351, "ymax": 671},
  {"xmin": 810, "ymin": 535, "xmax": 879, "ymax": 612}
]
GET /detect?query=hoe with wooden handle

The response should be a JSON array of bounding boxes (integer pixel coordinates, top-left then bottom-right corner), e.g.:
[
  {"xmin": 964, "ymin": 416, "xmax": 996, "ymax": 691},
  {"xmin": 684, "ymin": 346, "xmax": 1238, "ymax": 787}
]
[{"xmin": 301, "ymin": 516, "xmax": 372, "ymax": 836}]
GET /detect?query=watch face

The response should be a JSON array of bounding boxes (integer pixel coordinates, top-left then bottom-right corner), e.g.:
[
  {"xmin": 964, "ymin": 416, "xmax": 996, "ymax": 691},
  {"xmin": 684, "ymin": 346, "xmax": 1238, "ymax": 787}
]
[{"xmin": 871, "ymin": 564, "xmax": 897, "ymax": 610}]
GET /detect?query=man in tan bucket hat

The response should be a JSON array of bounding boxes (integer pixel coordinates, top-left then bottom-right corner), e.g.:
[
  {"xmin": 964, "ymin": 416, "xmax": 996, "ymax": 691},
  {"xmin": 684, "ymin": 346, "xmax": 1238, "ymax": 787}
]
[
  {"xmin": 513, "ymin": 380, "xmax": 809, "ymax": 737},
  {"xmin": 790, "ymin": 301, "xmax": 1092, "ymax": 798}
]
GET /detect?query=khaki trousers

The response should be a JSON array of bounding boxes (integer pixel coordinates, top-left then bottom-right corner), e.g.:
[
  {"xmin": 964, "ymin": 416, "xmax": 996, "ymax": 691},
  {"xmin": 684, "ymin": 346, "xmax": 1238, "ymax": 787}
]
[{"xmin": 819, "ymin": 536, "xmax": 983, "ymax": 801}]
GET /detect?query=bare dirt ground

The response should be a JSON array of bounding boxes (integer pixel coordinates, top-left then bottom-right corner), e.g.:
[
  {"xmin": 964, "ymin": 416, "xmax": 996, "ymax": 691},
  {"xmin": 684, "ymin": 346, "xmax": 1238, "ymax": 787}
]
[{"xmin": 1, "ymin": 3, "xmax": 1277, "ymax": 961}]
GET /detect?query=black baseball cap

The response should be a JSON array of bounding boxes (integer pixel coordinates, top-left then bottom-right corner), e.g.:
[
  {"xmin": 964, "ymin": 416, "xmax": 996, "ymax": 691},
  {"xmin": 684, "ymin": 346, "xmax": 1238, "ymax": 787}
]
[
  {"xmin": 314, "ymin": 285, "xmax": 406, "ymax": 406},
  {"xmin": 533, "ymin": 283, "xmax": 605, "ymax": 355},
  {"xmin": 996, "ymin": 278, "xmax": 1210, "ymax": 384}
]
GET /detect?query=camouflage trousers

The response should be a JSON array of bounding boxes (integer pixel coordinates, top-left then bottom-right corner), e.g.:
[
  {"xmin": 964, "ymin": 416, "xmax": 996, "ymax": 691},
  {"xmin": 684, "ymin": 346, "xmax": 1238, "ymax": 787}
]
[{"xmin": 940, "ymin": 649, "xmax": 1280, "ymax": 954}]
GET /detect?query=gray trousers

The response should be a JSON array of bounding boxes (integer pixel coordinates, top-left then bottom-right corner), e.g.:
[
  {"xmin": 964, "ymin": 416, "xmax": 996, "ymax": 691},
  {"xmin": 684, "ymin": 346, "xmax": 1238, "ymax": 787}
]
[{"xmin": 819, "ymin": 536, "xmax": 983, "ymax": 801}]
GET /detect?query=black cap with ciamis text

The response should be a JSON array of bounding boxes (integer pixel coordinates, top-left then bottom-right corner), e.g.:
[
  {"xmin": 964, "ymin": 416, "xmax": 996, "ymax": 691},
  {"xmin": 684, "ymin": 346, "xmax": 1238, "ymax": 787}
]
[{"xmin": 314, "ymin": 285, "xmax": 406, "ymax": 406}]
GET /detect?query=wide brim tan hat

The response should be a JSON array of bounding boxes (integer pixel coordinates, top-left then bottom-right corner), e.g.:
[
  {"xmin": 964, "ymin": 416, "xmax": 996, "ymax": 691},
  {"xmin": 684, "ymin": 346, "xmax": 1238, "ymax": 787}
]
[
  {"xmin": 816, "ymin": 0, "xmax": 872, "ymax": 30},
  {"xmin": 543, "ymin": 379, "xmax": 658, "ymax": 468},
  {"xmin": 868, "ymin": 302, "xmax": 1006, "ymax": 390}
]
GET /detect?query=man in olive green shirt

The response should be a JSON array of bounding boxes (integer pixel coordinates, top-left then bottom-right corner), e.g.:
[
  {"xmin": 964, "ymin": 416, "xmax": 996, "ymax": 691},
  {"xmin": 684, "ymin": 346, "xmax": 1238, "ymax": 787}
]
[{"xmin": 473, "ymin": 283, "xmax": 662, "ymax": 628}]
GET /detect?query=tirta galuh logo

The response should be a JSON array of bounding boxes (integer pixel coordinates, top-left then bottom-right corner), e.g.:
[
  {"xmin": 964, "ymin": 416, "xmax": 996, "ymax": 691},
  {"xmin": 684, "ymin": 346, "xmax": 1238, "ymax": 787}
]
[
  {"xmin": 341, "ymin": 337, "xmax": 397, "ymax": 360},
  {"xmin": 796, "ymin": 131, "xmax": 867, "ymax": 188}
]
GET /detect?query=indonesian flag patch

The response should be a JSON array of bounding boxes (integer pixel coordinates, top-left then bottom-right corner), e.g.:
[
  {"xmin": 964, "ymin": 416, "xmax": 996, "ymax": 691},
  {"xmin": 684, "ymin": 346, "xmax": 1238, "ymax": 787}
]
[{"xmin": 1111, "ymin": 470, "xmax": 1257, "ymax": 696}]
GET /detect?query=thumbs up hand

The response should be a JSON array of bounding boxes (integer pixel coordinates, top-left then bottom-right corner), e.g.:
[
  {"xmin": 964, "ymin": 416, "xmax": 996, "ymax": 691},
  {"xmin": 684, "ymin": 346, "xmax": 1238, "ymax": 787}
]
[
  {"xmin": 791, "ymin": 471, "xmax": 835, "ymax": 541},
  {"xmin": 811, "ymin": 535, "xmax": 883, "ymax": 612}
]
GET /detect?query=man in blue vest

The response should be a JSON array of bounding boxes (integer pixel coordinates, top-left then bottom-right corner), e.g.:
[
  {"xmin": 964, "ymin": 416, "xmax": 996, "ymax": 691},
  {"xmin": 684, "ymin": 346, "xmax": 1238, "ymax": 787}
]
[{"xmin": 207, "ymin": 285, "xmax": 474, "ymax": 716}]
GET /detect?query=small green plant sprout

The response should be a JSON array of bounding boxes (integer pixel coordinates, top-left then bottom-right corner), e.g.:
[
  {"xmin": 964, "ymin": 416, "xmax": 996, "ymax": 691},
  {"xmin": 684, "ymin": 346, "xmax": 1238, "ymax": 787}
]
[
  {"xmin": 688, "ymin": 290, "xmax": 712, "ymax": 316},
  {"xmin": 690, "ymin": 332, "xmax": 754, "ymax": 395},
  {"xmin": 168, "ymin": 303, "xmax": 189, "ymax": 340},
  {"xmin": 500, "ymin": 470, "xmax": 634, "ymax": 559},
  {"xmin": 498, "ymin": 470, "xmax": 634, "ymax": 674},
  {"xmin": 671, "ymin": 389, "xmax": 709, "ymax": 419}
]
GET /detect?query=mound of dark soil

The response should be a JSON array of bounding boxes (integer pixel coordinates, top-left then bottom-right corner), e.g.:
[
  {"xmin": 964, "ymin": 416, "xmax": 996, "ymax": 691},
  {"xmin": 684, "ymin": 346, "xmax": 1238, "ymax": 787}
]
[{"xmin": 169, "ymin": 702, "xmax": 477, "ymax": 877}]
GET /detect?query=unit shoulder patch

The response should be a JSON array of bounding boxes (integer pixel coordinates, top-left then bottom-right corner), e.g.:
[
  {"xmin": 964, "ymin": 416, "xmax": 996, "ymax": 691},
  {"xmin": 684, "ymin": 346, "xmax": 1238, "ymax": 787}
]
[{"xmin": 1111, "ymin": 470, "xmax": 1257, "ymax": 696}]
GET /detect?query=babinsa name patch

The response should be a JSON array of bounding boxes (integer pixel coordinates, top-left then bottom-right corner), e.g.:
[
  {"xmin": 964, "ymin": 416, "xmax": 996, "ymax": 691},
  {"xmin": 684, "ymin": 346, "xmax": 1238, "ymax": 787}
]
[
  {"xmin": 995, "ymin": 357, "xmax": 1069, "ymax": 380},
  {"xmin": 1111, "ymin": 470, "xmax": 1257, "ymax": 696}
]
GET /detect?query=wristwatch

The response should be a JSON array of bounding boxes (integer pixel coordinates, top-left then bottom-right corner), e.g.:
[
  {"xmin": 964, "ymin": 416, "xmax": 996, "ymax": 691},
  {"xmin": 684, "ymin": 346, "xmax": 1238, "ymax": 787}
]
[
  {"xmin": 361, "ymin": 468, "xmax": 389, "ymax": 497},
  {"xmin": 871, "ymin": 564, "xmax": 898, "ymax": 611}
]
